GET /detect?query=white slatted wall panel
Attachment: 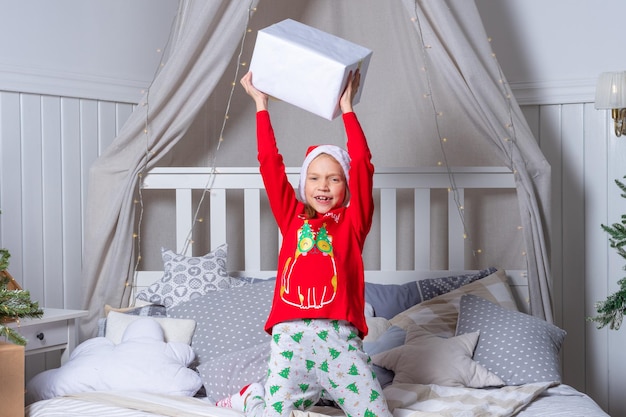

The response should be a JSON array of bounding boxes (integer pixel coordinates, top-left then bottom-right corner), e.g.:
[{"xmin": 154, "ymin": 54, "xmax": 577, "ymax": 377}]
[{"xmin": 0, "ymin": 91, "xmax": 134, "ymax": 311}]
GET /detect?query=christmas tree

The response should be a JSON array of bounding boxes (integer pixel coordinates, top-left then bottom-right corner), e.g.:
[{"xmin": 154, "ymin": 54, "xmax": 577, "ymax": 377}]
[
  {"xmin": 588, "ymin": 177, "xmax": 626, "ymax": 330},
  {"xmin": 1, "ymin": 210, "xmax": 44, "ymax": 345}
]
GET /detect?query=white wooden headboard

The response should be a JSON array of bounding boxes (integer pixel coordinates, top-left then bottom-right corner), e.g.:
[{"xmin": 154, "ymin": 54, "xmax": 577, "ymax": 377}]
[{"xmin": 134, "ymin": 166, "xmax": 528, "ymax": 311}]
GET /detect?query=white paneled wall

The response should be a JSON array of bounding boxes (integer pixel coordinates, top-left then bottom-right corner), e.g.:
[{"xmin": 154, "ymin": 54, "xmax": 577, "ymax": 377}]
[
  {"xmin": 2, "ymin": 89, "xmax": 626, "ymax": 414},
  {"xmin": 0, "ymin": 91, "xmax": 134, "ymax": 310},
  {"xmin": 521, "ymin": 101, "xmax": 626, "ymax": 416}
]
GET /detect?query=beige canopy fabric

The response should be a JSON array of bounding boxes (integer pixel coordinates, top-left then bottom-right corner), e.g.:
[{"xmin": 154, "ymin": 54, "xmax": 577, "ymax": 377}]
[
  {"xmin": 80, "ymin": 0, "xmax": 552, "ymax": 340},
  {"xmin": 80, "ymin": 0, "xmax": 261, "ymax": 339}
]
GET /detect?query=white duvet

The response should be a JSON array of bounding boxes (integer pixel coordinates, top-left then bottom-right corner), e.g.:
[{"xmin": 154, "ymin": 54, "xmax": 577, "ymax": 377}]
[{"xmin": 25, "ymin": 317, "xmax": 202, "ymax": 405}]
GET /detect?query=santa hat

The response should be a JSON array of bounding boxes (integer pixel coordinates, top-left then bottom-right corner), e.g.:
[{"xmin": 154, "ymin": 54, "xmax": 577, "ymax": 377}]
[{"xmin": 298, "ymin": 144, "xmax": 351, "ymax": 203}]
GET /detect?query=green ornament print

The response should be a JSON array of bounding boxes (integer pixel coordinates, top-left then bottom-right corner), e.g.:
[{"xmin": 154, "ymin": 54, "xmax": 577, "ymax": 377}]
[
  {"xmin": 348, "ymin": 364, "xmax": 360, "ymax": 376},
  {"xmin": 270, "ymin": 385, "xmax": 281, "ymax": 396},
  {"xmin": 346, "ymin": 382, "xmax": 359, "ymax": 394},
  {"xmin": 369, "ymin": 389, "xmax": 381, "ymax": 402},
  {"xmin": 272, "ymin": 401, "xmax": 284, "ymax": 414},
  {"xmin": 364, "ymin": 409, "xmax": 377, "ymax": 417},
  {"xmin": 278, "ymin": 367, "xmax": 291, "ymax": 379}
]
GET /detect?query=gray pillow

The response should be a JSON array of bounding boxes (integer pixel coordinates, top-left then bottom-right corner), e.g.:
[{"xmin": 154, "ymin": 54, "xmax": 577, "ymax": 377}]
[
  {"xmin": 136, "ymin": 244, "xmax": 246, "ymax": 308},
  {"xmin": 365, "ymin": 267, "xmax": 496, "ymax": 319},
  {"xmin": 455, "ymin": 294, "xmax": 566, "ymax": 385},
  {"xmin": 167, "ymin": 279, "xmax": 275, "ymax": 368},
  {"xmin": 363, "ymin": 325, "xmax": 406, "ymax": 387},
  {"xmin": 197, "ymin": 342, "xmax": 270, "ymax": 402}
]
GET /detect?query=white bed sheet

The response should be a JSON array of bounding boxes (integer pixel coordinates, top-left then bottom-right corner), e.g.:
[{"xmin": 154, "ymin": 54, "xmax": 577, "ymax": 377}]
[
  {"xmin": 25, "ymin": 384, "xmax": 608, "ymax": 417},
  {"xmin": 515, "ymin": 384, "xmax": 609, "ymax": 417},
  {"xmin": 25, "ymin": 391, "xmax": 242, "ymax": 417}
]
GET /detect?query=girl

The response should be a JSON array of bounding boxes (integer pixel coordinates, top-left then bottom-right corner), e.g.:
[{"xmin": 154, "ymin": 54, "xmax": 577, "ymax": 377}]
[{"xmin": 220, "ymin": 70, "xmax": 391, "ymax": 417}]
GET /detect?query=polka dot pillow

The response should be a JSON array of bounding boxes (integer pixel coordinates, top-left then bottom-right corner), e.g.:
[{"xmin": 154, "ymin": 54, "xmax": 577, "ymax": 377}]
[
  {"xmin": 455, "ymin": 294, "xmax": 566, "ymax": 385},
  {"xmin": 135, "ymin": 243, "xmax": 245, "ymax": 308},
  {"xmin": 166, "ymin": 279, "xmax": 275, "ymax": 369}
]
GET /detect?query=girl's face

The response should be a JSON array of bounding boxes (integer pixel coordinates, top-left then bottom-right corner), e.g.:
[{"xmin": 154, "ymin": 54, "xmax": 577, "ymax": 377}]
[{"xmin": 304, "ymin": 154, "xmax": 347, "ymax": 214}]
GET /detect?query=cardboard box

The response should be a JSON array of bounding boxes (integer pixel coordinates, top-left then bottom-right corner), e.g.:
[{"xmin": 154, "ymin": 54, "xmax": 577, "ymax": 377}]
[
  {"xmin": 249, "ymin": 19, "xmax": 372, "ymax": 120},
  {"xmin": 0, "ymin": 342, "xmax": 25, "ymax": 416}
]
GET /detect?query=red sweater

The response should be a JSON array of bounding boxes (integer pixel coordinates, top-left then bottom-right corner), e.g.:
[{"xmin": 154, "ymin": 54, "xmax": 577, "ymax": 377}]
[{"xmin": 257, "ymin": 110, "xmax": 374, "ymax": 337}]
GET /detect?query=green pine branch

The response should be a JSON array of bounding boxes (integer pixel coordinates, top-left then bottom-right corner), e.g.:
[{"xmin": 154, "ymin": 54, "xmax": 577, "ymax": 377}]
[
  {"xmin": 588, "ymin": 176, "xmax": 626, "ymax": 330},
  {"xmin": 0, "ymin": 226, "xmax": 44, "ymax": 345}
]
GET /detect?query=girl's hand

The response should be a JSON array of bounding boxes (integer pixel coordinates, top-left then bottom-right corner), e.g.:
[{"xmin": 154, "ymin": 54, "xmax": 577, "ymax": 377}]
[
  {"xmin": 240, "ymin": 72, "xmax": 269, "ymax": 112},
  {"xmin": 339, "ymin": 69, "xmax": 361, "ymax": 114}
]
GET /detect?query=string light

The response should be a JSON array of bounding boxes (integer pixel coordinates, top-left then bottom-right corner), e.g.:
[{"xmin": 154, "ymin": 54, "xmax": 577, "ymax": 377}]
[
  {"xmin": 408, "ymin": 1, "xmax": 524, "ymax": 267},
  {"xmin": 126, "ymin": 3, "xmax": 259, "ymax": 305},
  {"xmin": 408, "ymin": 3, "xmax": 475, "ymax": 264},
  {"xmin": 176, "ymin": 1, "xmax": 256, "ymax": 257}
]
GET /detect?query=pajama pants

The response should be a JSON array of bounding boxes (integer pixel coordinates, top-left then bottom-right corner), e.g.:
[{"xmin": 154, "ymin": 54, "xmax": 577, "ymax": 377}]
[{"xmin": 246, "ymin": 319, "xmax": 392, "ymax": 417}]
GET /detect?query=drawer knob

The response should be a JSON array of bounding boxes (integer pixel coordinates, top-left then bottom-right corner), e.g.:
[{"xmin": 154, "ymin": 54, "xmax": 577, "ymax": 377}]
[{"xmin": 36, "ymin": 332, "xmax": 44, "ymax": 340}]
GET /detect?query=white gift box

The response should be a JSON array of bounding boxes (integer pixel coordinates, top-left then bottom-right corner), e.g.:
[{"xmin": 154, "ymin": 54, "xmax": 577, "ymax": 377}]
[{"xmin": 249, "ymin": 19, "xmax": 372, "ymax": 120}]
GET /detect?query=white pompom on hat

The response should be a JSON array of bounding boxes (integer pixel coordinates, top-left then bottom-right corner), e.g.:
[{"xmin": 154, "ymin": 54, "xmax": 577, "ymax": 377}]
[{"xmin": 298, "ymin": 144, "xmax": 351, "ymax": 204}]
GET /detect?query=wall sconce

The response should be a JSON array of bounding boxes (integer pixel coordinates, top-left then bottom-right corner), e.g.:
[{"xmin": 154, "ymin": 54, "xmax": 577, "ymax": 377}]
[{"xmin": 595, "ymin": 71, "xmax": 626, "ymax": 137}]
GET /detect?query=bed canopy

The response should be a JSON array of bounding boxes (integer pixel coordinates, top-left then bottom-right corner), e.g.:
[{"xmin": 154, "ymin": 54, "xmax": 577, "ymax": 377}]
[{"xmin": 80, "ymin": 0, "xmax": 551, "ymax": 339}]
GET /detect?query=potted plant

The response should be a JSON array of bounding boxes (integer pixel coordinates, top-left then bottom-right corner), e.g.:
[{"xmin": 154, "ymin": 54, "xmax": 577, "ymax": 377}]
[
  {"xmin": 0, "ymin": 210, "xmax": 43, "ymax": 345},
  {"xmin": 588, "ymin": 177, "xmax": 626, "ymax": 330}
]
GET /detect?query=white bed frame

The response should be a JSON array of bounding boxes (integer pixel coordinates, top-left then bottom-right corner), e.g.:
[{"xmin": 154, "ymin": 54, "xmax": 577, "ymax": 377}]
[{"xmin": 134, "ymin": 166, "xmax": 529, "ymax": 312}]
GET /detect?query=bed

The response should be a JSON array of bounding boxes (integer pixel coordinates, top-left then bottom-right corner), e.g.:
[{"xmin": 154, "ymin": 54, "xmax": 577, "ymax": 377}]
[{"xmin": 24, "ymin": 166, "xmax": 608, "ymax": 417}]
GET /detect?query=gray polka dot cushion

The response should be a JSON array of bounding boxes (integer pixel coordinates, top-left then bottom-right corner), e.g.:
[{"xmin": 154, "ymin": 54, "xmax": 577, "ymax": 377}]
[
  {"xmin": 197, "ymin": 342, "xmax": 271, "ymax": 402},
  {"xmin": 135, "ymin": 244, "xmax": 245, "ymax": 308},
  {"xmin": 455, "ymin": 294, "xmax": 566, "ymax": 385},
  {"xmin": 166, "ymin": 279, "xmax": 275, "ymax": 369}
]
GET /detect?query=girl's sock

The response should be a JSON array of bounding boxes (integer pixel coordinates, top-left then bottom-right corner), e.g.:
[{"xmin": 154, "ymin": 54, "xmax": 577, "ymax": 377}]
[{"xmin": 216, "ymin": 383, "xmax": 264, "ymax": 412}]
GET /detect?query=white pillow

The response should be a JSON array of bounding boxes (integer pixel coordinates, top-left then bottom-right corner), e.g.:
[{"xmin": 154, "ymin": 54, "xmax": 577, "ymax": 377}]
[
  {"xmin": 105, "ymin": 311, "xmax": 196, "ymax": 345},
  {"xmin": 26, "ymin": 318, "xmax": 202, "ymax": 404}
]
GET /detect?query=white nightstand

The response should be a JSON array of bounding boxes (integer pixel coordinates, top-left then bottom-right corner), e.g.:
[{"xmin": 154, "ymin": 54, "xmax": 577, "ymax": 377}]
[{"xmin": 6, "ymin": 308, "xmax": 88, "ymax": 363}]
